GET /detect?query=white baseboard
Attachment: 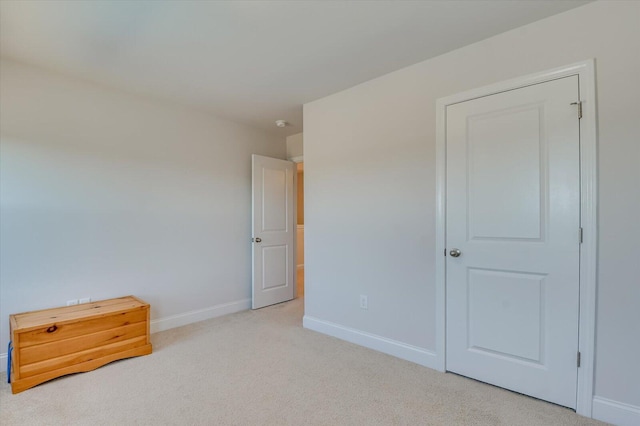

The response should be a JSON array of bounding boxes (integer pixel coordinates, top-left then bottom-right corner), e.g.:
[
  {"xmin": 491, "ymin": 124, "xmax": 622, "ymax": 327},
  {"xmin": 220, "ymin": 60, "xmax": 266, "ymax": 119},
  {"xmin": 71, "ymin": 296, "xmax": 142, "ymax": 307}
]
[
  {"xmin": 150, "ymin": 298, "xmax": 251, "ymax": 334},
  {"xmin": 303, "ymin": 315, "xmax": 438, "ymax": 369},
  {"xmin": 0, "ymin": 352, "xmax": 6, "ymax": 373},
  {"xmin": 592, "ymin": 396, "xmax": 640, "ymax": 426}
]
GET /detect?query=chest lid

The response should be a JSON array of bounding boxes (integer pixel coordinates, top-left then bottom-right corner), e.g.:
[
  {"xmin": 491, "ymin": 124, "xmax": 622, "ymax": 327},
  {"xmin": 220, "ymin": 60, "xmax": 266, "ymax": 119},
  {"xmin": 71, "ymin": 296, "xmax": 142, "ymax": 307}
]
[{"xmin": 10, "ymin": 296, "xmax": 148, "ymax": 333}]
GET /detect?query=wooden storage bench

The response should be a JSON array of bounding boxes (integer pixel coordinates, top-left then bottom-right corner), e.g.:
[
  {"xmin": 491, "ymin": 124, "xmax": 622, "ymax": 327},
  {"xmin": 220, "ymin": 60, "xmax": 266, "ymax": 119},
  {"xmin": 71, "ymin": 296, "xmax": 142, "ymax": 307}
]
[{"xmin": 8, "ymin": 295, "xmax": 152, "ymax": 394}]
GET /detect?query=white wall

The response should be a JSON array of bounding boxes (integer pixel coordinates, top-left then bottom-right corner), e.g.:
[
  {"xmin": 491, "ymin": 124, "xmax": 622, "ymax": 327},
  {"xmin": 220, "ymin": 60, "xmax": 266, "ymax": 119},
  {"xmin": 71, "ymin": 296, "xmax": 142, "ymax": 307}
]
[
  {"xmin": 286, "ymin": 132, "xmax": 303, "ymax": 160},
  {"xmin": 303, "ymin": 1, "xmax": 640, "ymax": 422},
  {"xmin": 0, "ymin": 59, "xmax": 285, "ymax": 365}
]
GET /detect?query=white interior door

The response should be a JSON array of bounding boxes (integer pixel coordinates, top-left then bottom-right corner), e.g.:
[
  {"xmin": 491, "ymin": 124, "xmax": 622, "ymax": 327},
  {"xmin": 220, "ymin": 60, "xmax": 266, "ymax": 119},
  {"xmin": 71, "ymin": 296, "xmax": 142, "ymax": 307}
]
[
  {"xmin": 445, "ymin": 76, "xmax": 581, "ymax": 408},
  {"xmin": 252, "ymin": 155, "xmax": 295, "ymax": 309}
]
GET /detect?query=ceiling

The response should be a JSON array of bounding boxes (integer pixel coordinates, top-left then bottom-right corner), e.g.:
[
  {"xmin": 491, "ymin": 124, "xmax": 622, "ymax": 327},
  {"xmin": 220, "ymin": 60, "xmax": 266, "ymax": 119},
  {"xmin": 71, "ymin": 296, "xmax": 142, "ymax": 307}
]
[{"xmin": 0, "ymin": 0, "xmax": 590, "ymax": 136}]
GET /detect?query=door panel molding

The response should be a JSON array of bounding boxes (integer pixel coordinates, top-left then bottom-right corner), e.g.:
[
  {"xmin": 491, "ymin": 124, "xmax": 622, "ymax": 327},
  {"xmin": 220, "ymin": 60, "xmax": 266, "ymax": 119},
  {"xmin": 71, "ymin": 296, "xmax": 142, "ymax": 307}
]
[{"xmin": 435, "ymin": 60, "xmax": 597, "ymax": 418}]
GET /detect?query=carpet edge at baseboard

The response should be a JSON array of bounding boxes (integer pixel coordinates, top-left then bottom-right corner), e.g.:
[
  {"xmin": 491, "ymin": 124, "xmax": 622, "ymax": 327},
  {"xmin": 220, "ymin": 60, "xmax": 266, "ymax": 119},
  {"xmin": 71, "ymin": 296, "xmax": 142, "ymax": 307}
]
[{"xmin": 302, "ymin": 314, "xmax": 437, "ymax": 369}]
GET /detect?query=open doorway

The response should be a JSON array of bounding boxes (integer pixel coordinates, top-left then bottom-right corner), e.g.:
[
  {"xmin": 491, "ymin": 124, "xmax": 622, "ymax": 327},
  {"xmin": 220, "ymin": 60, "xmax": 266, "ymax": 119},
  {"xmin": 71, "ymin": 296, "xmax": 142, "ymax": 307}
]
[{"xmin": 296, "ymin": 162, "xmax": 304, "ymax": 298}]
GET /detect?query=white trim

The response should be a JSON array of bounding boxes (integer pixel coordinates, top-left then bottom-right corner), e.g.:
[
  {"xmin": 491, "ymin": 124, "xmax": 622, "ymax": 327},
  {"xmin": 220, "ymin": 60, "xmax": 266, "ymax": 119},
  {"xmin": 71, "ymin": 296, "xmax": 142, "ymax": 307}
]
[
  {"xmin": 575, "ymin": 60, "xmax": 598, "ymax": 418},
  {"xmin": 435, "ymin": 60, "xmax": 598, "ymax": 417},
  {"xmin": 303, "ymin": 315, "xmax": 438, "ymax": 369},
  {"xmin": 434, "ymin": 89, "xmax": 447, "ymax": 373},
  {"xmin": 0, "ymin": 352, "xmax": 6, "ymax": 373},
  {"xmin": 150, "ymin": 298, "xmax": 251, "ymax": 334},
  {"xmin": 289, "ymin": 155, "xmax": 304, "ymax": 163},
  {"xmin": 592, "ymin": 397, "xmax": 640, "ymax": 426}
]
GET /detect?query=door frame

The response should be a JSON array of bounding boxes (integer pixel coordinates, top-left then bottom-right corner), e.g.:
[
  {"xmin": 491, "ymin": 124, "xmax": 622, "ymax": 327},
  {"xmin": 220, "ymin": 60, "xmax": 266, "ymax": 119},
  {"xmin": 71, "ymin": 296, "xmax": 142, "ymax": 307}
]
[
  {"xmin": 289, "ymin": 155, "xmax": 303, "ymax": 299},
  {"xmin": 434, "ymin": 60, "xmax": 597, "ymax": 417}
]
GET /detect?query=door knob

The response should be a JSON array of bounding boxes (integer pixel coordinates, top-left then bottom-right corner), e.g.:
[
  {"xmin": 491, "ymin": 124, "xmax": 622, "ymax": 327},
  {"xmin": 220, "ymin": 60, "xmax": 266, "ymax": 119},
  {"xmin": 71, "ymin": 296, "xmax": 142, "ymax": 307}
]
[
  {"xmin": 254, "ymin": 237, "xmax": 262, "ymax": 243},
  {"xmin": 449, "ymin": 249, "xmax": 461, "ymax": 257}
]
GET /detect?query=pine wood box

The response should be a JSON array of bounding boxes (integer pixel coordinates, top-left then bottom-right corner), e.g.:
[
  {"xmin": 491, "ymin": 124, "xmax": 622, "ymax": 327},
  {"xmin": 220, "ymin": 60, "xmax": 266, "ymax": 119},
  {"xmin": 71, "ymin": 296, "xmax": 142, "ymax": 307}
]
[{"xmin": 9, "ymin": 295, "xmax": 152, "ymax": 394}]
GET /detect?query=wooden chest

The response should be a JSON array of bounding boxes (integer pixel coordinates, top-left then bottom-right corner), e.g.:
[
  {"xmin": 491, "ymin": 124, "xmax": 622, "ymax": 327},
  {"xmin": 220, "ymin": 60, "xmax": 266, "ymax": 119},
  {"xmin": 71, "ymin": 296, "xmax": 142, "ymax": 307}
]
[{"xmin": 9, "ymin": 295, "xmax": 152, "ymax": 394}]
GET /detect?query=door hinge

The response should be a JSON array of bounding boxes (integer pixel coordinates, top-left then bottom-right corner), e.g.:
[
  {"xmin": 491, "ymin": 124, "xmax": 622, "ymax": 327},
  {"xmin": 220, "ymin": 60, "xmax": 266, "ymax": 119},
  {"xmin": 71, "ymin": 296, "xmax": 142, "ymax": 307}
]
[
  {"xmin": 577, "ymin": 351, "xmax": 581, "ymax": 368},
  {"xmin": 579, "ymin": 227, "xmax": 584, "ymax": 244},
  {"xmin": 571, "ymin": 101, "xmax": 583, "ymax": 119}
]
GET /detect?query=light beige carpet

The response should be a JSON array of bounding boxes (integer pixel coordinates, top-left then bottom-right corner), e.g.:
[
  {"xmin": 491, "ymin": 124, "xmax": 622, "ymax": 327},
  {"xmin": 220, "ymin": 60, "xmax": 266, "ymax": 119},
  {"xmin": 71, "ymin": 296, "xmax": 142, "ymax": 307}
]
[{"xmin": 0, "ymin": 298, "xmax": 605, "ymax": 425}]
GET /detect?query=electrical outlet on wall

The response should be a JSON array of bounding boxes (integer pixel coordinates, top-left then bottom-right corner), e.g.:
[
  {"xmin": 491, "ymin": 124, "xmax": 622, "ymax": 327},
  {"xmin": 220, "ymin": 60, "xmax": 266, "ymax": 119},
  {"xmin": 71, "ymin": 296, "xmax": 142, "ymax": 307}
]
[
  {"xmin": 359, "ymin": 295, "xmax": 368, "ymax": 310},
  {"xmin": 66, "ymin": 299, "xmax": 79, "ymax": 306},
  {"xmin": 79, "ymin": 297, "xmax": 91, "ymax": 304}
]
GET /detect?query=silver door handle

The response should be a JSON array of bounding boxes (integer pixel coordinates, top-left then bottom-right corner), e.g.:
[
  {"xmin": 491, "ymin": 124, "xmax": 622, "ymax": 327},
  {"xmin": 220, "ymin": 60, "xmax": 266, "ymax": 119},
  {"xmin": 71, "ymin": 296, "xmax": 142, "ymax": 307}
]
[
  {"xmin": 253, "ymin": 237, "xmax": 262, "ymax": 243},
  {"xmin": 449, "ymin": 249, "xmax": 461, "ymax": 257}
]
